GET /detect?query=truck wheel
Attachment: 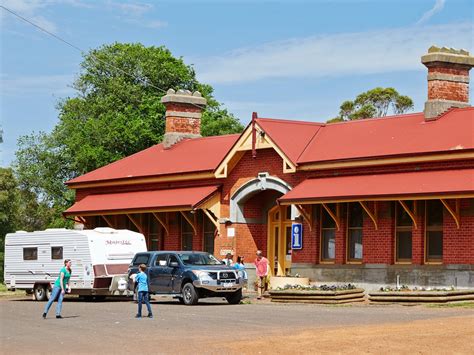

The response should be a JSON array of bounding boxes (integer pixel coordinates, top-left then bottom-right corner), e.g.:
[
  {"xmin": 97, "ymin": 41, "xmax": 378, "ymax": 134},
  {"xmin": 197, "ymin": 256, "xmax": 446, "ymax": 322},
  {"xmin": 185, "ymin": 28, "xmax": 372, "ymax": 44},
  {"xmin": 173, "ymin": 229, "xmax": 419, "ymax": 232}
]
[
  {"xmin": 34, "ymin": 284, "xmax": 47, "ymax": 301},
  {"xmin": 226, "ymin": 289, "xmax": 242, "ymax": 305},
  {"xmin": 182, "ymin": 283, "xmax": 199, "ymax": 305}
]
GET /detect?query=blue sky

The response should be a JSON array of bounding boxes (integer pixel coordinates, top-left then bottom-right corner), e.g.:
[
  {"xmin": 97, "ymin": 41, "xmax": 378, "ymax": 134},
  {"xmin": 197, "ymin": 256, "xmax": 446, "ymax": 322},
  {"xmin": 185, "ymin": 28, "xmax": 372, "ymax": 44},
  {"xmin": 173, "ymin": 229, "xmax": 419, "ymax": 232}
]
[{"xmin": 1, "ymin": 0, "xmax": 473, "ymax": 166}]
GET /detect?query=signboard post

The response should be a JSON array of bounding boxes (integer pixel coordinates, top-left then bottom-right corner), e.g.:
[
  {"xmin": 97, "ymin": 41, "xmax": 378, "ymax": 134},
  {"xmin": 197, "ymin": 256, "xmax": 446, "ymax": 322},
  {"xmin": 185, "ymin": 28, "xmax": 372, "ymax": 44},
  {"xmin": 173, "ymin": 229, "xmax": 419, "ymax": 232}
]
[{"xmin": 291, "ymin": 223, "xmax": 303, "ymax": 250}]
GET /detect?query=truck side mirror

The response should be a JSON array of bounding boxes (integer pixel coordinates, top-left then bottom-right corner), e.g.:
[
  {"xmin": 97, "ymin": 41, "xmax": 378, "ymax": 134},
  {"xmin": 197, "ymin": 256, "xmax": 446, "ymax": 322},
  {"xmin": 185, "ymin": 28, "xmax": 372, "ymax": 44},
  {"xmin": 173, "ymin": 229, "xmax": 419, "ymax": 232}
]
[{"xmin": 169, "ymin": 261, "xmax": 179, "ymax": 268}]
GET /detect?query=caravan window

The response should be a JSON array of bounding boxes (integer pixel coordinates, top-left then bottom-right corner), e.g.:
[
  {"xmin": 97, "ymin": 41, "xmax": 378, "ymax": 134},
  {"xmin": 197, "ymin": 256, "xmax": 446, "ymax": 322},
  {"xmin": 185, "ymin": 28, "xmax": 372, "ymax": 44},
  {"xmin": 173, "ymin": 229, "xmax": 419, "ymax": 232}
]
[
  {"xmin": 51, "ymin": 247, "xmax": 63, "ymax": 260},
  {"xmin": 23, "ymin": 248, "xmax": 38, "ymax": 260}
]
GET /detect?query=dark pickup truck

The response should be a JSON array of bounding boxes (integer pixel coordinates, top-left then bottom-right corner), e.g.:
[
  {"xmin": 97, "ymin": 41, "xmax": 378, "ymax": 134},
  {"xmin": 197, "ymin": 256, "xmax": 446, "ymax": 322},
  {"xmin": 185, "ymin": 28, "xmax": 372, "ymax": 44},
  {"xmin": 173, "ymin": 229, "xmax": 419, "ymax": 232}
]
[{"xmin": 128, "ymin": 251, "xmax": 243, "ymax": 305}]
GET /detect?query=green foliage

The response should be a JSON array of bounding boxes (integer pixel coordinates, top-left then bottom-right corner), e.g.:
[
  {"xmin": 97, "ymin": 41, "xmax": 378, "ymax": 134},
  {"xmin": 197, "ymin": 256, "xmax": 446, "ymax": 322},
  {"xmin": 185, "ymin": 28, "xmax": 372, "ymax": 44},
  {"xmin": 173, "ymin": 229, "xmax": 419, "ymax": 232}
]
[
  {"xmin": 13, "ymin": 43, "xmax": 243, "ymax": 230},
  {"xmin": 0, "ymin": 168, "xmax": 20, "ymax": 247},
  {"xmin": 0, "ymin": 168, "xmax": 21, "ymax": 282},
  {"xmin": 328, "ymin": 87, "xmax": 414, "ymax": 123}
]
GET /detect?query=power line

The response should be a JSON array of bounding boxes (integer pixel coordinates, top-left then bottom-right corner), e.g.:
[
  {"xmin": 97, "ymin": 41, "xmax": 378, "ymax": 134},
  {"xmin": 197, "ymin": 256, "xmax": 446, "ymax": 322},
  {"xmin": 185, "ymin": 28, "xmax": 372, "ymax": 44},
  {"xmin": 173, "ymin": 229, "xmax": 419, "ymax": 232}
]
[{"xmin": 0, "ymin": 4, "xmax": 204, "ymax": 108}]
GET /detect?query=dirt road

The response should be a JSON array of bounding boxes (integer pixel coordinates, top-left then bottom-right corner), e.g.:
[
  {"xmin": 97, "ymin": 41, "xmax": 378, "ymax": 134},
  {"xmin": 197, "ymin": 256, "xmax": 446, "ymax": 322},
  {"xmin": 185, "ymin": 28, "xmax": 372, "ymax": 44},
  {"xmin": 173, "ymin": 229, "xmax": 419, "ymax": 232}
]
[{"xmin": 1, "ymin": 296, "xmax": 473, "ymax": 354}]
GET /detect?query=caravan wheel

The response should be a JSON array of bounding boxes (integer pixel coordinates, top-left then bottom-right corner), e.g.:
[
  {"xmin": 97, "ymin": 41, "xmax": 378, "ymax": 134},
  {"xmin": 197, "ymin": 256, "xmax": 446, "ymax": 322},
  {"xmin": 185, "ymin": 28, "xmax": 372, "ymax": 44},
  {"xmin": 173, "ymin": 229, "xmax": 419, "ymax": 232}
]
[
  {"xmin": 34, "ymin": 284, "xmax": 47, "ymax": 301},
  {"xmin": 46, "ymin": 286, "xmax": 52, "ymax": 301}
]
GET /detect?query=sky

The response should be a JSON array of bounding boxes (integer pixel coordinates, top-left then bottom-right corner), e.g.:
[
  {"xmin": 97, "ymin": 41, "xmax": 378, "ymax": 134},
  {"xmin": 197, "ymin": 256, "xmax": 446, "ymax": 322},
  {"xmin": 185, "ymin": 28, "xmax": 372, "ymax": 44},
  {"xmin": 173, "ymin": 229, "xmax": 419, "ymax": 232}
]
[{"xmin": 1, "ymin": 0, "xmax": 473, "ymax": 167}]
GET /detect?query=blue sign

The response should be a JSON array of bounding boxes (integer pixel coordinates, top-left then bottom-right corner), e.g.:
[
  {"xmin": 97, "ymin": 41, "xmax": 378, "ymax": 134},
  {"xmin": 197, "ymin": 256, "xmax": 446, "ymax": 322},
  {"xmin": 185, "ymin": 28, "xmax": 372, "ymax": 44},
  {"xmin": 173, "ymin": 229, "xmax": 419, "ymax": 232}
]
[{"xmin": 291, "ymin": 223, "xmax": 303, "ymax": 250}]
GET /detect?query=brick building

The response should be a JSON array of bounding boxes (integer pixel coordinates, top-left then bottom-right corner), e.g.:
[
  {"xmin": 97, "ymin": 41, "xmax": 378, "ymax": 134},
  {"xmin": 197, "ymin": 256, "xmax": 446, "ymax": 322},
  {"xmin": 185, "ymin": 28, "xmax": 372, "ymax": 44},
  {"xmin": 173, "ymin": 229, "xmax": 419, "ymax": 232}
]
[{"xmin": 64, "ymin": 46, "xmax": 474, "ymax": 289}]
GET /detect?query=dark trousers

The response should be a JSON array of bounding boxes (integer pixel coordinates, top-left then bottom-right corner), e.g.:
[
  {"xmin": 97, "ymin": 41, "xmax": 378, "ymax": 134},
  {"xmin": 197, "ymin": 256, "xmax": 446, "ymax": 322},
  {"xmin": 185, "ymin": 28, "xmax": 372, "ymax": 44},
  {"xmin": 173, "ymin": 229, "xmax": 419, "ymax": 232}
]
[{"xmin": 137, "ymin": 291, "xmax": 152, "ymax": 317}]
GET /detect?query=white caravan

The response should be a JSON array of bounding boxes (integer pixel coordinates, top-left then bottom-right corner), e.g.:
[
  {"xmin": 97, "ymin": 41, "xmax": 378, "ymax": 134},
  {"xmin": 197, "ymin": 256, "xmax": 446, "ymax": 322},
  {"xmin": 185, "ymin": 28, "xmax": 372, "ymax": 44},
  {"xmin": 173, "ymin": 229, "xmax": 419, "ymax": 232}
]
[{"xmin": 3, "ymin": 227, "xmax": 147, "ymax": 301}]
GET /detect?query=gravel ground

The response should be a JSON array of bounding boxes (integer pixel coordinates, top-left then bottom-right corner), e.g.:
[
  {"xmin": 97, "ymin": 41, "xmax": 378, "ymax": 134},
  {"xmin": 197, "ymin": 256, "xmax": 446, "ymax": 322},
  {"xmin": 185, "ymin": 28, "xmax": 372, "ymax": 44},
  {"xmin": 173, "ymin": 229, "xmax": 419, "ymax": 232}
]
[{"xmin": 1, "ymin": 295, "xmax": 473, "ymax": 354}]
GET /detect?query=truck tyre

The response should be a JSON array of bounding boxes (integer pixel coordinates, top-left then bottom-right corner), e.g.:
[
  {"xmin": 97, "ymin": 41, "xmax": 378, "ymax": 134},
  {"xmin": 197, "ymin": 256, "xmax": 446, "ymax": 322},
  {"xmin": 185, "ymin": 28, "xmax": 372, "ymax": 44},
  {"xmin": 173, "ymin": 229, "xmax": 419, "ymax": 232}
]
[
  {"xmin": 226, "ymin": 289, "xmax": 242, "ymax": 305},
  {"xmin": 34, "ymin": 284, "xmax": 47, "ymax": 301},
  {"xmin": 182, "ymin": 283, "xmax": 199, "ymax": 305}
]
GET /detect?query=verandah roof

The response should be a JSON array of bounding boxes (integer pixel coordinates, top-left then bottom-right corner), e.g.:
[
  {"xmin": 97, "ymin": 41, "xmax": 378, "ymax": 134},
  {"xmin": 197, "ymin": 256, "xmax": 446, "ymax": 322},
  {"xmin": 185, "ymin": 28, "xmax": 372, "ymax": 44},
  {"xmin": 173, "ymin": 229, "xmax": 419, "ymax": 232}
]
[
  {"xmin": 278, "ymin": 169, "xmax": 474, "ymax": 205},
  {"xmin": 63, "ymin": 185, "xmax": 220, "ymax": 216}
]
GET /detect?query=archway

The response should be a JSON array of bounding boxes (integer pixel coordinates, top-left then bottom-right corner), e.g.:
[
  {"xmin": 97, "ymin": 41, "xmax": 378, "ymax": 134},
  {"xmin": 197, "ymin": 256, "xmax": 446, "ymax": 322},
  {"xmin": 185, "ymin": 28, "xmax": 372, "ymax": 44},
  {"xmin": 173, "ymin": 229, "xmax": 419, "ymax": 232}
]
[{"xmin": 230, "ymin": 172, "xmax": 292, "ymax": 223}]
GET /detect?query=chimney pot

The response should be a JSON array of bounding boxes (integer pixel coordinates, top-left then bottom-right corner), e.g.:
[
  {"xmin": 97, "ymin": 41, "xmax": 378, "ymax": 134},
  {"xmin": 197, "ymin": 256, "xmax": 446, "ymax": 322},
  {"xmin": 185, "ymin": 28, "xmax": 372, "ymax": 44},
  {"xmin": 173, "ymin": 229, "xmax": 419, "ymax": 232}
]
[{"xmin": 422, "ymin": 46, "xmax": 474, "ymax": 120}]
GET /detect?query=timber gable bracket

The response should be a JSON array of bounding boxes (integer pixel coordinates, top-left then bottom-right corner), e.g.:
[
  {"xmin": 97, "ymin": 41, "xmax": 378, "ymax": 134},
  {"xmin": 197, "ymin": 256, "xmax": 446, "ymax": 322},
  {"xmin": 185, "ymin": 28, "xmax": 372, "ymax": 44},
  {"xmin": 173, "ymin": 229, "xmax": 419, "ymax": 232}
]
[{"xmin": 214, "ymin": 121, "xmax": 296, "ymax": 178}]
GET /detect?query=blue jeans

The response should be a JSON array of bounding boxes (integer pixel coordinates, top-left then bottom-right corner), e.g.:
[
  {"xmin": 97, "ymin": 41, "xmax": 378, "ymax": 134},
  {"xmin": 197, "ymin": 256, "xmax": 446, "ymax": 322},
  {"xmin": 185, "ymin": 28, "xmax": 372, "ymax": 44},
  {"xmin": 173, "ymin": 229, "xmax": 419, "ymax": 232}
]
[
  {"xmin": 137, "ymin": 291, "xmax": 152, "ymax": 317},
  {"xmin": 43, "ymin": 286, "xmax": 65, "ymax": 316}
]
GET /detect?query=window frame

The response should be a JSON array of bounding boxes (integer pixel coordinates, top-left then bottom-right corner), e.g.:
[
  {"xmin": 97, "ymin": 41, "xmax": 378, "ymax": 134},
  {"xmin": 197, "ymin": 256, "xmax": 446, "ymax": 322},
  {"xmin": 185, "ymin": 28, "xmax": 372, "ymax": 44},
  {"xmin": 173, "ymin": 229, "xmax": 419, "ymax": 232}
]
[
  {"xmin": 425, "ymin": 200, "xmax": 443, "ymax": 264},
  {"xmin": 395, "ymin": 201, "xmax": 413, "ymax": 264},
  {"xmin": 346, "ymin": 203, "xmax": 363, "ymax": 263},
  {"xmin": 202, "ymin": 213, "xmax": 215, "ymax": 254},
  {"xmin": 147, "ymin": 214, "xmax": 162, "ymax": 251},
  {"xmin": 320, "ymin": 205, "xmax": 336, "ymax": 263},
  {"xmin": 180, "ymin": 213, "xmax": 194, "ymax": 251}
]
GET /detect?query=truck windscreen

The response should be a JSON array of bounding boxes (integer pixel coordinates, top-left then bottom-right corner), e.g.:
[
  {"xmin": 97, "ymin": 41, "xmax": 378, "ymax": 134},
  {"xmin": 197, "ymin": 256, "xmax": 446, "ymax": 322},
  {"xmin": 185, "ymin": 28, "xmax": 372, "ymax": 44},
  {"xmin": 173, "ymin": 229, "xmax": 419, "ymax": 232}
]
[{"xmin": 178, "ymin": 253, "xmax": 222, "ymax": 265}]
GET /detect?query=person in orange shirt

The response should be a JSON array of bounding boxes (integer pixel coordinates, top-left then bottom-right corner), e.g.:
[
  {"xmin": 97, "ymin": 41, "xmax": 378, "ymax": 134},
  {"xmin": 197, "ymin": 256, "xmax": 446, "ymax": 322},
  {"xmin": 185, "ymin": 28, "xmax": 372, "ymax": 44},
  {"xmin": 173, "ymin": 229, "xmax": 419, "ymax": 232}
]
[{"xmin": 254, "ymin": 250, "xmax": 269, "ymax": 300}]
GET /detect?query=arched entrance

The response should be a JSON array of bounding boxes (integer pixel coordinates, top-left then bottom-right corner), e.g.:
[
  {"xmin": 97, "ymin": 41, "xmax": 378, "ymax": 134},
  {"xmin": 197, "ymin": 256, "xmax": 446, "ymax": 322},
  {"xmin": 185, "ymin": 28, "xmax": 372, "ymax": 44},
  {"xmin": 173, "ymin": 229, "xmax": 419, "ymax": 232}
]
[
  {"xmin": 229, "ymin": 173, "xmax": 295, "ymax": 276},
  {"xmin": 267, "ymin": 205, "xmax": 293, "ymax": 276}
]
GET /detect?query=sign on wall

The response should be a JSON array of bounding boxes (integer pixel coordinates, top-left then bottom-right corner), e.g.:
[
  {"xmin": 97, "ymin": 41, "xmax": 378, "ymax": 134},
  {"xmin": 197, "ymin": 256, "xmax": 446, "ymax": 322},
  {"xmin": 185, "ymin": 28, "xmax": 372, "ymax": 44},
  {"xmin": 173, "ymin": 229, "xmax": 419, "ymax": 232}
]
[{"xmin": 291, "ymin": 223, "xmax": 303, "ymax": 250}]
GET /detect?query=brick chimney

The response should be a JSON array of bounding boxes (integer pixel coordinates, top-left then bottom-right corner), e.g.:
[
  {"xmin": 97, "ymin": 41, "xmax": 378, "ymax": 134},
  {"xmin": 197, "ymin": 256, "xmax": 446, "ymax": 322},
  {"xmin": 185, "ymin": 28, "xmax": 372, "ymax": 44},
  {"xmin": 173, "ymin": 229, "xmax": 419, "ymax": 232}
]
[
  {"xmin": 422, "ymin": 46, "xmax": 474, "ymax": 120},
  {"xmin": 161, "ymin": 89, "xmax": 207, "ymax": 148}
]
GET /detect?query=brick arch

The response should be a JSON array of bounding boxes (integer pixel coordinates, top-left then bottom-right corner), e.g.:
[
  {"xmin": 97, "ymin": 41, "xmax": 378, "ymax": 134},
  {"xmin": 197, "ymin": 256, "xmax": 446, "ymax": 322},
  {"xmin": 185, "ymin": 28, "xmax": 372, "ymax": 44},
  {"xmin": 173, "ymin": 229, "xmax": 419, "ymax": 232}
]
[{"xmin": 230, "ymin": 173, "xmax": 292, "ymax": 223}]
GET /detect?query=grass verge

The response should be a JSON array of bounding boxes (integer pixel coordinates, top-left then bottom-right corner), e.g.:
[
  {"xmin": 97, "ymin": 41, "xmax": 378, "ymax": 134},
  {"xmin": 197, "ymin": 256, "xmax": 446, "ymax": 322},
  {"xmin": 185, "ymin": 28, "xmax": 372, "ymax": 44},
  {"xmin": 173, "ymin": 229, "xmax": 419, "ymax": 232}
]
[{"xmin": 0, "ymin": 283, "xmax": 27, "ymax": 298}]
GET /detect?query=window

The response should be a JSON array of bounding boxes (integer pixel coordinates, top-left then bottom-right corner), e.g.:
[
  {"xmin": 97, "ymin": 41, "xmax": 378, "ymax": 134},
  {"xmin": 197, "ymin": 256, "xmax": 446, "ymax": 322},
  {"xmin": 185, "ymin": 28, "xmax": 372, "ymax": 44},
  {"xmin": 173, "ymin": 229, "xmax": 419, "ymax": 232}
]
[
  {"xmin": 286, "ymin": 226, "xmax": 292, "ymax": 256},
  {"xmin": 347, "ymin": 203, "xmax": 363, "ymax": 262},
  {"xmin": 154, "ymin": 253, "xmax": 168, "ymax": 267},
  {"xmin": 132, "ymin": 254, "xmax": 150, "ymax": 266},
  {"xmin": 181, "ymin": 214, "xmax": 193, "ymax": 251},
  {"xmin": 51, "ymin": 247, "xmax": 63, "ymax": 260},
  {"xmin": 148, "ymin": 214, "xmax": 161, "ymax": 251},
  {"xmin": 168, "ymin": 254, "xmax": 179, "ymax": 266},
  {"xmin": 203, "ymin": 216, "xmax": 215, "ymax": 254},
  {"xmin": 396, "ymin": 201, "xmax": 413, "ymax": 262},
  {"xmin": 321, "ymin": 206, "xmax": 336, "ymax": 262},
  {"xmin": 426, "ymin": 200, "xmax": 443, "ymax": 262},
  {"xmin": 23, "ymin": 247, "xmax": 38, "ymax": 260}
]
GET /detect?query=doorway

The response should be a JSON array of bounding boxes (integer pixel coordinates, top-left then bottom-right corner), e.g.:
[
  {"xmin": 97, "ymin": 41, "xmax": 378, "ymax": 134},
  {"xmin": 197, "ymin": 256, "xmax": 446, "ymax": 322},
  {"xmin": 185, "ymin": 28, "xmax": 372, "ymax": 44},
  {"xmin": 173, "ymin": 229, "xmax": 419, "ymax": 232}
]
[{"xmin": 267, "ymin": 205, "xmax": 293, "ymax": 276}]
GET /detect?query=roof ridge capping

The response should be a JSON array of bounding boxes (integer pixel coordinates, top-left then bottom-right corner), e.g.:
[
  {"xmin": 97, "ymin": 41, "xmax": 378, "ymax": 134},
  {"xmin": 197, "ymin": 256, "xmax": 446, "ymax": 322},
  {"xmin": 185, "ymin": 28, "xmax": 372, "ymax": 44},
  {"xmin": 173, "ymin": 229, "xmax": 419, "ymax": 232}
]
[
  {"xmin": 257, "ymin": 117, "xmax": 326, "ymax": 126},
  {"xmin": 323, "ymin": 111, "xmax": 424, "ymax": 126}
]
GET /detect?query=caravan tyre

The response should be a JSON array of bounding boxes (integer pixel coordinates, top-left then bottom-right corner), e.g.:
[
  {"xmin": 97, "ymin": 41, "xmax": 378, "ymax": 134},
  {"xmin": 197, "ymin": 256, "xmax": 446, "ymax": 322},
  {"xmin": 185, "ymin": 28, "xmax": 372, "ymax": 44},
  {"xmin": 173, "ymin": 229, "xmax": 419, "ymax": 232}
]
[
  {"xmin": 46, "ymin": 286, "xmax": 52, "ymax": 301},
  {"xmin": 34, "ymin": 284, "xmax": 47, "ymax": 301}
]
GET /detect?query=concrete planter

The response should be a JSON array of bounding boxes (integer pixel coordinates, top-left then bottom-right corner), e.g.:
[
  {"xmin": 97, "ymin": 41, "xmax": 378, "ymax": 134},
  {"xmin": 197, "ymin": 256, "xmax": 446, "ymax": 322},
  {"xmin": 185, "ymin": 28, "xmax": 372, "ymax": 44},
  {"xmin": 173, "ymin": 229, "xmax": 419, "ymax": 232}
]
[
  {"xmin": 369, "ymin": 289, "xmax": 474, "ymax": 303},
  {"xmin": 269, "ymin": 288, "xmax": 365, "ymax": 304},
  {"xmin": 269, "ymin": 276, "xmax": 310, "ymax": 290}
]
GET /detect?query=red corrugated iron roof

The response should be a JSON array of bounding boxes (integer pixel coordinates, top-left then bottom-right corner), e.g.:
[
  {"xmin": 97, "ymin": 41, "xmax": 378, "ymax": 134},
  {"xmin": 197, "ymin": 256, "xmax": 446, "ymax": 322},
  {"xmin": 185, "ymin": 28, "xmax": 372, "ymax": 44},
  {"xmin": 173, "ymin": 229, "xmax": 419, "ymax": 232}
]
[
  {"xmin": 279, "ymin": 169, "xmax": 474, "ymax": 204},
  {"xmin": 64, "ymin": 185, "xmax": 219, "ymax": 215},
  {"xmin": 255, "ymin": 118, "xmax": 323, "ymax": 164},
  {"xmin": 66, "ymin": 134, "xmax": 240, "ymax": 185},
  {"xmin": 67, "ymin": 107, "xmax": 473, "ymax": 187},
  {"xmin": 297, "ymin": 108, "xmax": 474, "ymax": 164}
]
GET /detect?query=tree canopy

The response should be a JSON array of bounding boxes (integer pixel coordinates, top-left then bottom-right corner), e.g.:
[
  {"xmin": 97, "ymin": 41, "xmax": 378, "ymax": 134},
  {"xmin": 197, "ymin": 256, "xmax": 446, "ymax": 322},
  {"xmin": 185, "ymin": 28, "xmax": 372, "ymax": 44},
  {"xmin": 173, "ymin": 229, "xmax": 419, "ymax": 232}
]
[
  {"xmin": 327, "ymin": 87, "xmax": 414, "ymax": 123},
  {"xmin": 14, "ymin": 43, "xmax": 244, "ymax": 229}
]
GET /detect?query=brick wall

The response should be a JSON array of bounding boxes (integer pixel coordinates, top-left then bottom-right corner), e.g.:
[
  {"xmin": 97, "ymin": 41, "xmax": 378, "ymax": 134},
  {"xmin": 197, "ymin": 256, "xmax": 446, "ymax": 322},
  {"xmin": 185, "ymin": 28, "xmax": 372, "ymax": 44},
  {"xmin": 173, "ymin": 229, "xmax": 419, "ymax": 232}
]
[
  {"xmin": 427, "ymin": 65, "xmax": 470, "ymax": 102},
  {"xmin": 73, "ymin": 148, "xmax": 473, "ymax": 266},
  {"xmin": 443, "ymin": 199, "xmax": 474, "ymax": 264}
]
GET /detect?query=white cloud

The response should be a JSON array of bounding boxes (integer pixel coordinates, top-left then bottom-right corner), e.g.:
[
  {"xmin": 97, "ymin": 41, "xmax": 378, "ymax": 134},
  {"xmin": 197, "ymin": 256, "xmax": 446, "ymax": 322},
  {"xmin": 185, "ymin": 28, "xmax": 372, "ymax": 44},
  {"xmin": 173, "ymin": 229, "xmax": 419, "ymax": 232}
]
[
  {"xmin": 416, "ymin": 0, "xmax": 446, "ymax": 25},
  {"xmin": 1, "ymin": 74, "xmax": 74, "ymax": 95},
  {"xmin": 105, "ymin": 1, "xmax": 152, "ymax": 16},
  {"xmin": 194, "ymin": 23, "xmax": 473, "ymax": 85},
  {"xmin": 144, "ymin": 20, "xmax": 167, "ymax": 29},
  {"xmin": 0, "ymin": 0, "xmax": 81, "ymax": 34}
]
